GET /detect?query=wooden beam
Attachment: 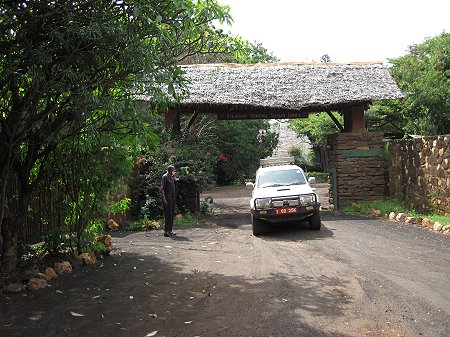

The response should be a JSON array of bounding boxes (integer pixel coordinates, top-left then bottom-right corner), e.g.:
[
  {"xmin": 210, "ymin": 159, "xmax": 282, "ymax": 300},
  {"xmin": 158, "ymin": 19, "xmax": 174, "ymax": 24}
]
[
  {"xmin": 186, "ymin": 111, "xmax": 199, "ymax": 130},
  {"xmin": 326, "ymin": 111, "xmax": 344, "ymax": 132},
  {"xmin": 217, "ymin": 110, "xmax": 309, "ymax": 120}
]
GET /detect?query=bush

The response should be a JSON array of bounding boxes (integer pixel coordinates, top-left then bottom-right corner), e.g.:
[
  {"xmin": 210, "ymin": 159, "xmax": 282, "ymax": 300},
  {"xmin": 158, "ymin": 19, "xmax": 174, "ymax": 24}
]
[
  {"xmin": 110, "ymin": 198, "xmax": 131, "ymax": 216},
  {"xmin": 39, "ymin": 220, "xmax": 108, "ymax": 257}
]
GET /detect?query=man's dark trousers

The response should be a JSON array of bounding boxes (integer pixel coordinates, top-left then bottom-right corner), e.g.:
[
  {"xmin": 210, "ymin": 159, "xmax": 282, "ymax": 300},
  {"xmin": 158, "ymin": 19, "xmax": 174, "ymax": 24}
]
[{"xmin": 164, "ymin": 195, "xmax": 175, "ymax": 233}]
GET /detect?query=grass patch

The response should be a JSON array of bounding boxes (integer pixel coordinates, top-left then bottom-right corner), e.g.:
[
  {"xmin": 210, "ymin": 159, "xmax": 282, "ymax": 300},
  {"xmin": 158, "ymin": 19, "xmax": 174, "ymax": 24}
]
[
  {"xmin": 123, "ymin": 212, "xmax": 200, "ymax": 232},
  {"xmin": 174, "ymin": 212, "xmax": 199, "ymax": 227},
  {"xmin": 341, "ymin": 197, "xmax": 450, "ymax": 225},
  {"xmin": 306, "ymin": 172, "xmax": 328, "ymax": 183}
]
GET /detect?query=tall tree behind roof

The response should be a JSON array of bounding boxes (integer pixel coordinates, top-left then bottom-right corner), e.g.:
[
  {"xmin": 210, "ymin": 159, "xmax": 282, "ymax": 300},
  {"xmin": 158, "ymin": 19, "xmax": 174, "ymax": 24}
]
[{"xmin": 368, "ymin": 33, "xmax": 450, "ymax": 135}]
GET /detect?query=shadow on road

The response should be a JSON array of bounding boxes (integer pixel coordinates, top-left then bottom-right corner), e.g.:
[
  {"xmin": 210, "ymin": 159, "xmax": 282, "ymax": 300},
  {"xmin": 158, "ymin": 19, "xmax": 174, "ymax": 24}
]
[
  {"xmin": 213, "ymin": 210, "xmax": 335, "ymax": 241},
  {"xmin": 0, "ymin": 246, "xmax": 352, "ymax": 337}
]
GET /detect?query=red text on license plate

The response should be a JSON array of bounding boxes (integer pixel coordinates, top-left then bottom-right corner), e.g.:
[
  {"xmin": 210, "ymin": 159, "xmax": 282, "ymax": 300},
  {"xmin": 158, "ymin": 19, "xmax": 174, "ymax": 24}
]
[{"xmin": 276, "ymin": 207, "xmax": 298, "ymax": 214}]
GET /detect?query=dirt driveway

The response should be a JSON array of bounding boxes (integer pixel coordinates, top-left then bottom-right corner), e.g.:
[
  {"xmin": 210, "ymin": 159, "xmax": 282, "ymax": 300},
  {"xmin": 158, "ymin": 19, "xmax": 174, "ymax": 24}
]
[{"xmin": 1, "ymin": 185, "xmax": 449, "ymax": 337}]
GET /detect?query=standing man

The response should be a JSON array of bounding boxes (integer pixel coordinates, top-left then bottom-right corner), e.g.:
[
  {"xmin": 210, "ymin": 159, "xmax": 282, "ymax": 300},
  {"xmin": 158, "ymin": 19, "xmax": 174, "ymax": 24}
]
[{"xmin": 160, "ymin": 165, "xmax": 177, "ymax": 237}]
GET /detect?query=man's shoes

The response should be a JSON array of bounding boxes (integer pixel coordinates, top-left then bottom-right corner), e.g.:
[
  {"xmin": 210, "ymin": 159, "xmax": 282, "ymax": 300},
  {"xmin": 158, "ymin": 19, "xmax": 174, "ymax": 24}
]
[
  {"xmin": 170, "ymin": 232, "xmax": 177, "ymax": 236},
  {"xmin": 164, "ymin": 232, "xmax": 176, "ymax": 237}
]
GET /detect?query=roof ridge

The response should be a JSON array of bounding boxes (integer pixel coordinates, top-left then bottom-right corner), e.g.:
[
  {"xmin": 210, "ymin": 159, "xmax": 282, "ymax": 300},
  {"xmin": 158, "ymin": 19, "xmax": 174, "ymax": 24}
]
[{"xmin": 180, "ymin": 61, "xmax": 384, "ymax": 68}]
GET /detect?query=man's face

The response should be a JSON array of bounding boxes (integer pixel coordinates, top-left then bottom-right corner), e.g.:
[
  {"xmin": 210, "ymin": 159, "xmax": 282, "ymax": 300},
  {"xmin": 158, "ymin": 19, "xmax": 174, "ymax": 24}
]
[{"xmin": 169, "ymin": 169, "xmax": 175, "ymax": 176}]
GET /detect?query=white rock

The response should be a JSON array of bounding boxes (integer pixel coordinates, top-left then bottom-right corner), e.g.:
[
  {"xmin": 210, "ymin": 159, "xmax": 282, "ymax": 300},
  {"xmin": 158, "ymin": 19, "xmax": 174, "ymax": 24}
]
[
  {"xmin": 396, "ymin": 213, "xmax": 407, "ymax": 222},
  {"xmin": 433, "ymin": 222, "xmax": 443, "ymax": 231},
  {"xmin": 388, "ymin": 212, "xmax": 397, "ymax": 220}
]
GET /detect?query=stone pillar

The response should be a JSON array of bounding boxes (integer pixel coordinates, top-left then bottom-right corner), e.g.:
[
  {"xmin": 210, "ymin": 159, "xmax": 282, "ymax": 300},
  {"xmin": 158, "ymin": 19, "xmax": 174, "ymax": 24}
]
[{"xmin": 327, "ymin": 132, "xmax": 385, "ymax": 208}]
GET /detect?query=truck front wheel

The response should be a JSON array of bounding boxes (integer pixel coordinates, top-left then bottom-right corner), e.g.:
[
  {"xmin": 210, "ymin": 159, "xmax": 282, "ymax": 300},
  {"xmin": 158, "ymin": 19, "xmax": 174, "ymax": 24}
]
[
  {"xmin": 251, "ymin": 214, "xmax": 266, "ymax": 236},
  {"xmin": 308, "ymin": 211, "xmax": 321, "ymax": 230}
]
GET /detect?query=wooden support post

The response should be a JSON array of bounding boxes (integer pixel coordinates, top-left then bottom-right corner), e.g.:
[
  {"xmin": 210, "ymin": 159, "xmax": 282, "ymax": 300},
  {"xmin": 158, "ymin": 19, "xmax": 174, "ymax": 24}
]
[
  {"xmin": 326, "ymin": 111, "xmax": 344, "ymax": 132},
  {"xmin": 343, "ymin": 104, "xmax": 367, "ymax": 133},
  {"xmin": 164, "ymin": 109, "xmax": 181, "ymax": 136},
  {"xmin": 164, "ymin": 109, "xmax": 176, "ymax": 128}
]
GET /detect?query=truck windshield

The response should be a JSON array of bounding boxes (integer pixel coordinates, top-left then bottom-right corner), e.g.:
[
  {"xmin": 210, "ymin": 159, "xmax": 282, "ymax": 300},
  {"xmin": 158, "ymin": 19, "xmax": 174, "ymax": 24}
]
[{"xmin": 257, "ymin": 169, "xmax": 306, "ymax": 188}]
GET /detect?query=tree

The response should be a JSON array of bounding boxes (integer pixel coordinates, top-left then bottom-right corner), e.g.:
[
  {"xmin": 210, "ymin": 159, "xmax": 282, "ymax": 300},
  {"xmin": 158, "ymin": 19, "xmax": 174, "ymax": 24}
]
[
  {"xmin": 368, "ymin": 33, "xmax": 450, "ymax": 135},
  {"xmin": 229, "ymin": 38, "xmax": 279, "ymax": 64},
  {"xmin": 215, "ymin": 120, "xmax": 278, "ymax": 185},
  {"xmin": 289, "ymin": 112, "xmax": 343, "ymax": 171},
  {"xmin": 320, "ymin": 54, "xmax": 331, "ymax": 63},
  {"xmin": 0, "ymin": 0, "xmax": 231, "ymax": 271},
  {"xmin": 182, "ymin": 34, "xmax": 279, "ymax": 64}
]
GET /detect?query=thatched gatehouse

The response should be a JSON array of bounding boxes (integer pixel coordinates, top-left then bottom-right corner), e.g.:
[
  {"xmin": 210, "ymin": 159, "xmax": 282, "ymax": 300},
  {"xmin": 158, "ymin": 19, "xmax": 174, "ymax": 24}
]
[
  {"xmin": 166, "ymin": 62, "xmax": 403, "ymax": 130},
  {"xmin": 157, "ymin": 62, "xmax": 404, "ymax": 208}
]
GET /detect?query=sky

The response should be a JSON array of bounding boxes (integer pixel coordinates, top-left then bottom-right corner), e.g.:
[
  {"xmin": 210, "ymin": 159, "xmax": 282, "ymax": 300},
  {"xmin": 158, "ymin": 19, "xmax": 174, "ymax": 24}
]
[{"xmin": 218, "ymin": 0, "xmax": 450, "ymax": 63}]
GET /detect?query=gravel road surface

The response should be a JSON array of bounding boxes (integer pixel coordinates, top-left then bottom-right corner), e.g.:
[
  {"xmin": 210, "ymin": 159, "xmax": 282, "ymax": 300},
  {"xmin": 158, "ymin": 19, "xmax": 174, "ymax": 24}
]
[{"xmin": 1, "ymin": 185, "xmax": 449, "ymax": 337}]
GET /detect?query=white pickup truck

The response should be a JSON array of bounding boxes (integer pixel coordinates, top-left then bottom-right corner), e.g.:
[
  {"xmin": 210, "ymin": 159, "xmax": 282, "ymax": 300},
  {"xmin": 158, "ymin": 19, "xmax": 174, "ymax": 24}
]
[{"xmin": 246, "ymin": 158, "xmax": 321, "ymax": 235}]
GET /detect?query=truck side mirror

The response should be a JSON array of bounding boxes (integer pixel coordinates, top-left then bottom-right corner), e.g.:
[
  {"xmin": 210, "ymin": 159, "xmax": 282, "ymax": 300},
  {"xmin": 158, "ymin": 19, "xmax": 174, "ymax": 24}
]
[{"xmin": 245, "ymin": 182, "xmax": 254, "ymax": 189}]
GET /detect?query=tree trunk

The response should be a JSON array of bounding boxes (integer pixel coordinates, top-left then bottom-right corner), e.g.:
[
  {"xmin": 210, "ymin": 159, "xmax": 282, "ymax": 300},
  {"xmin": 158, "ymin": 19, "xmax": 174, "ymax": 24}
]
[
  {"xmin": 0, "ymin": 180, "xmax": 31, "ymax": 272},
  {"xmin": 313, "ymin": 145, "xmax": 328, "ymax": 172},
  {"xmin": 0, "ymin": 217, "xmax": 19, "ymax": 273}
]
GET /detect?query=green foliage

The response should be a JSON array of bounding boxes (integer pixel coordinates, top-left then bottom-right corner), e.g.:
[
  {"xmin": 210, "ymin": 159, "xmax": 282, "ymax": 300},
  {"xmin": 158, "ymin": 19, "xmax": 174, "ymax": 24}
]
[
  {"xmin": 39, "ymin": 219, "xmax": 106, "ymax": 256},
  {"xmin": 138, "ymin": 127, "xmax": 220, "ymax": 218},
  {"xmin": 46, "ymin": 132, "xmax": 133, "ymax": 247},
  {"xmin": 129, "ymin": 175, "xmax": 150, "ymax": 219},
  {"xmin": 306, "ymin": 172, "xmax": 328, "ymax": 183},
  {"xmin": 39, "ymin": 226, "xmax": 75, "ymax": 256},
  {"xmin": 289, "ymin": 112, "xmax": 342, "ymax": 171},
  {"xmin": 89, "ymin": 241, "xmax": 107, "ymax": 257},
  {"xmin": 290, "ymin": 112, "xmax": 343, "ymax": 147},
  {"xmin": 341, "ymin": 198, "xmax": 404, "ymax": 216},
  {"xmin": 0, "ymin": 0, "xmax": 233, "ymax": 269},
  {"xmin": 341, "ymin": 198, "xmax": 450, "ymax": 225},
  {"xmin": 81, "ymin": 220, "xmax": 105, "ymax": 250},
  {"xmin": 215, "ymin": 120, "xmax": 278, "ymax": 185},
  {"xmin": 182, "ymin": 33, "xmax": 278, "ymax": 64},
  {"xmin": 125, "ymin": 221, "xmax": 146, "ymax": 232},
  {"xmin": 200, "ymin": 196, "xmax": 214, "ymax": 215},
  {"xmin": 174, "ymin": 212, "xmax": 199, "ymax": 226},
  {"xmin": 110, "ymin": 198, "xmax": 131, "ymax": 216},
  {"xmin": 368, "ymin": 33, "xmax": 450, "ymax": 136},
  {"xmin": 229, "ymin": 38, "xmax": 279, "ymax": 64},
  {"xmin": 125, "ymin": 216, "xmax": 161, "ymax": 231},
  {"xmin": 288, "ymin": 146, "xmax": 317, "ymax": 171}
]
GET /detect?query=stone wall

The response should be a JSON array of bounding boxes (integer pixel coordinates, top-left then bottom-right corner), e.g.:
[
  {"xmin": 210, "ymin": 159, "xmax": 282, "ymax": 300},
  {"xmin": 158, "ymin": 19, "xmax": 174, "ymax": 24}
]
[
  {"xmin": 327, "ymin": 132, "xmax": 385, "ymax": 208},
  {"xmin": 388, "ymin": 135, "xmax": 450, "ymax": 215}
]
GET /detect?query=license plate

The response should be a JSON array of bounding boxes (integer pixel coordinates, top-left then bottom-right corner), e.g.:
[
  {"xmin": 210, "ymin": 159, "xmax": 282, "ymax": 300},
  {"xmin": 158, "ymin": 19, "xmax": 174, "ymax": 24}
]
[{"xmin": 275, "ymin": 207, "xmax": 298, "ymax": 214}]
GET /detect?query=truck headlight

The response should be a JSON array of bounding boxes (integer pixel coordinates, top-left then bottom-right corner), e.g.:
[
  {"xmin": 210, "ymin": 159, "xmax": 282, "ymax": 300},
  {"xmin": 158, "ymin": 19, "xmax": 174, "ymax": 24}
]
[
  {"xmin": 255, "ymin": 198, "xmax": 271, "ymax": 209},
  {"xmin": 300, "ymin": 195, "xmax": 314, "ymax": 206}
]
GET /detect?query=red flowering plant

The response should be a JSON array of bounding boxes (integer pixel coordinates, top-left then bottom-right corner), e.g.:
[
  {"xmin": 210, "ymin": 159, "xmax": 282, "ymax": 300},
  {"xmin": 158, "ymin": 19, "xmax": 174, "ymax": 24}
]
[
  {"xmin": 135, "ymin": 134, "xmax": 219, "ymax": 218},
  {"xmin": 218, "ymin": 153, "xmax": 228, "ymax": 162}
]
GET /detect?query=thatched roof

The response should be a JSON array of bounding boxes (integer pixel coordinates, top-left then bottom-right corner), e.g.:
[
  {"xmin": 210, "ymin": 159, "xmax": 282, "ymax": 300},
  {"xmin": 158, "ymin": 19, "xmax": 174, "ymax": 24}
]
[{"xmin": 173, "ymin": 62, "xmax": 403, "ymax": 116}]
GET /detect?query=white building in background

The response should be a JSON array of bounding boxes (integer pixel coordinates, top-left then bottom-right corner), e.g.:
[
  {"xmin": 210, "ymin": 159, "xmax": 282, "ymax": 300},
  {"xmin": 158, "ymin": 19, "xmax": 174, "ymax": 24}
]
[{"xmin": 268, "ymin": 119, "xmax": 311, "ymax": 158}]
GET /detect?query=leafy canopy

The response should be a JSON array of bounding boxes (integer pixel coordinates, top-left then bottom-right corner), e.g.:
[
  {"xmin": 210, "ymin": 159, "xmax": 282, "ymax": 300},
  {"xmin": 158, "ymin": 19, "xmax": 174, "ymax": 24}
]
[
  {"xmin": 368, "ymin": 33, "xmax": 450, "ymax": 135},
  {"xmin": 0, "ymin": 0, "xmax": 231, "ymax": 193},
  {"xmin": 0, "ymin": 0, "xmax": 232, "ymax": 270},
  {"xmin": 290, "ymin": 112, "xmax": 343, "ymax": 147},
  {"xmin": 215, "ymin": 120, "xmax": 278, "ymax": 185}
]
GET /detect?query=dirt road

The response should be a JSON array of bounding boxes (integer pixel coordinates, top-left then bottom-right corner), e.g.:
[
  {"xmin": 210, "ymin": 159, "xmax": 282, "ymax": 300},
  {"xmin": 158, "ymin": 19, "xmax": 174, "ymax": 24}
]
[{"xmin": 1, "ymin": 185, "xmax": 449, "ymax": 337}]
